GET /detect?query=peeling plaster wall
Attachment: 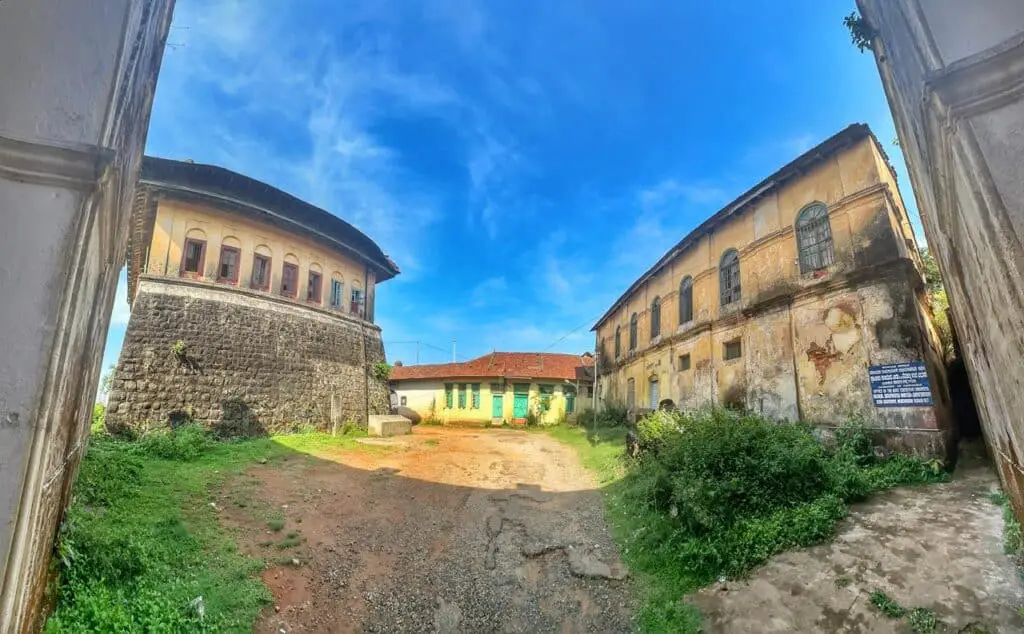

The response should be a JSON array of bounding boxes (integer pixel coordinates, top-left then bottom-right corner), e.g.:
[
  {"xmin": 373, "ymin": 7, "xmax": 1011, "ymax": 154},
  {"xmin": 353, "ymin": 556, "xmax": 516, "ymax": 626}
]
[{"xmin": 595, "ymin": 133, "xmax": 949, "ymax": 454}]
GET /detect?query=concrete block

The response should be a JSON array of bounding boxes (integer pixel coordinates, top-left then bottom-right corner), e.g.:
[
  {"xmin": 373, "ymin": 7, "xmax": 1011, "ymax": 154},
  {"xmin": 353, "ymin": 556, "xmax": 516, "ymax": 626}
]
[{"xmin": 368, "ymin": 414, "xmax": 412, "ymax": 437}]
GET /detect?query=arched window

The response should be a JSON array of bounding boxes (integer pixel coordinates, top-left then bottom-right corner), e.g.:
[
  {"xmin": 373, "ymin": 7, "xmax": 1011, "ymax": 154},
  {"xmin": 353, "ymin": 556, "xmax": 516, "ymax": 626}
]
[
  {"xmin": 719, "ymin": 249, "xmax": 741, "ymax": 306},
  {"xmin": 679, "ymin": 276, "xmax": 693, "ymax": 324},
  {"xmin": 614, "ymin": 326, "xmax": 621, "ymax": 359},
  {"xmin": 650, "ymin": 297, "xmax": 662, "ymax": 339},
  {"xmin": 629, "ymin": 312, "xmax": 638, "ymax": 351},
  {"xmin": 795, "ymin": 202, "xmax": 834, "ymax": 273}
]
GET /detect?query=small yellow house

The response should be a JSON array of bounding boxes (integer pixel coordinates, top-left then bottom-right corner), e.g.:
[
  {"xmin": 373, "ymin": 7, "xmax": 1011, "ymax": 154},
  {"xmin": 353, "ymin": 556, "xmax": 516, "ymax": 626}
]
[{"xmin": 390, "ymin": 352, "xmax": 594, "ymax": 425}]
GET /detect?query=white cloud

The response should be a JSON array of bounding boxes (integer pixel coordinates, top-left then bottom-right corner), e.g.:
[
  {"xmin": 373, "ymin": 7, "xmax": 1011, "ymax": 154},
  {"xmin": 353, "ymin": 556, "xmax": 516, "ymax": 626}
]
[{"xmin": 470, "ymin": 276, "xmax": 509, "ymax": 307}]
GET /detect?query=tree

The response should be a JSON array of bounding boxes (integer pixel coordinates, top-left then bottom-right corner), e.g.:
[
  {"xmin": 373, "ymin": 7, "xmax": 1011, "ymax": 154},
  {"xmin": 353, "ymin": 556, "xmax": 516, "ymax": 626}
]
[{"xmin": 920, "ymin": 249, "xmax": 953, "ymax": 358}]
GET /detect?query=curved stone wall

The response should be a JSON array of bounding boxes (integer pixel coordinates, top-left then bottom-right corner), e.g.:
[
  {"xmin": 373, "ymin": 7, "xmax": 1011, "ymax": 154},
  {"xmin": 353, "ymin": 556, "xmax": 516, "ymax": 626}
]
[{"xmin": 106, "ymin": 276, "xmax": 389, "ymax": 435}]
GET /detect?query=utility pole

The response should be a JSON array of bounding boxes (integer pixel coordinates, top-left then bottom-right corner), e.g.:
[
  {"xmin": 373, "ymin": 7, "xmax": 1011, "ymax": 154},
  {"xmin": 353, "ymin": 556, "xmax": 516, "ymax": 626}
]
[
  {"xmin": 592, "ymin": 345, "xmax": 599, "ymax": 438},
  {"xmin": 452, "ymin": 338, "xmax": 457, "ymax": 363},
  {"xmin": 416, "ymin": 341, "xmax": 420, "ymax": 365}
]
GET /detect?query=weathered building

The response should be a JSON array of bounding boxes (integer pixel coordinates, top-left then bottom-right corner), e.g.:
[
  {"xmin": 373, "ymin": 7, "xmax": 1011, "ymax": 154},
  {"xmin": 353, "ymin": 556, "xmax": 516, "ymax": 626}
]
[
  {"xmin": 390, "ymin": 352, "xmax": 594, "ymax": 425},
  {"xmin": 855, "ymin": 1, "xmax": 1024, "ymax": 513},
  {"xmin": 106, "ymin": 157, "xmax": 400, "ymax": 434},
  {"xmin": 0, "ymin": 1, "xmax": 175, "ymax": 629},
  {"xmin": 593, "ymin": 124, "xmax": 952, "ymax": 454}
]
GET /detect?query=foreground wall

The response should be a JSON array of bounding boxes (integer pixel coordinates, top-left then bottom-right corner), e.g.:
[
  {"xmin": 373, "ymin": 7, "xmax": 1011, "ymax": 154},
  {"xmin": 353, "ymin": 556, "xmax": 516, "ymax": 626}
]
[
  {"xmin": 0, "ymin": 1, "xmax": 175, "ymax": 629},
  {"xmin": 107, "ymin": 276, "xmax": 388, "ymax": 434},
  {"xmin": 856, "ymin": 0, "xmax": 1024, "ymax": 510}
]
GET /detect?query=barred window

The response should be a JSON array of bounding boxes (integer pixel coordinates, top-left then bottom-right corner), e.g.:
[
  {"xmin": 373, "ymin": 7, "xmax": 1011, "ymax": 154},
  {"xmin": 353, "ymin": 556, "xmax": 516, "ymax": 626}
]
[
  {"xmin": 650, "ymin": 297, "xmax": 662, "ymax": 339},
  {"xmin": 719, "ymin": 249, "xmax": 741, "ymax": 306},
  {"xmin": 629, "ymin": 312, "xmax": 638, "ymax": 351},
  {"xmin": 796, "ymin": 203, "xmax": 834, "ymax": 273},
  {"xmin": 679, "ymin": 276, "xmax": 693, "ymax": 324}
]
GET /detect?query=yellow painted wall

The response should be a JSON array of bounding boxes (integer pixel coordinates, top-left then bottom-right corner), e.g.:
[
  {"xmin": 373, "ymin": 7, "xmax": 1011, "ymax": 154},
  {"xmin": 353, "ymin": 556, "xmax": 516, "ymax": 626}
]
[
  {"xmin": 595, "ymin": 136, "xmax": 948, "ymax": 447},
  {"xmin": 145, "ymin": 198, "xmax": 374, "ymax": 317},
  {"xmin": 393, "ymin": 378, "xmax": 581, "ymax": 425},
  {"xmin": 596, "ymin": 137, "xmax": 911, "ymax": 361}
]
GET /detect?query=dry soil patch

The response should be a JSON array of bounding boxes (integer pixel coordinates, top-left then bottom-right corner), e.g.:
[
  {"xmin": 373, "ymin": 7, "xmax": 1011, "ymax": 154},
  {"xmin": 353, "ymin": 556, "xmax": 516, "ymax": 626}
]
[{"xmin": 218, "ymin": 427, "xmax": 635, "ymax": 633}]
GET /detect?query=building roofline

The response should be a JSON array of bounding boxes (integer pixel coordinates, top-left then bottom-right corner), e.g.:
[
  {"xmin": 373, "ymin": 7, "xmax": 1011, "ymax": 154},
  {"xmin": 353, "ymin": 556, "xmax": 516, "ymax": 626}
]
[
  {"xmin": 139, "ymin": 156, "xmax": 400, "ymax": 281},
  {"xmin": 591, "ymin": 123, "xmax": 877, "ymax": 331}
]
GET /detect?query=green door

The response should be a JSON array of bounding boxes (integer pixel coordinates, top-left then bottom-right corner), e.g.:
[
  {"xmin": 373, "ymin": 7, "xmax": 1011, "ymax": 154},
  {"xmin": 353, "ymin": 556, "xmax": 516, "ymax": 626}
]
[
  {"xmin": 492, "ymin": 394, "xmax": 503, "ymax": 418},
  {"xmin": 513, "ymin": 394, "xmax": 528, "ymax": 418},
  {"xmin": 512, "ymin": 383, "xmax": 530, "ymax": 418}
]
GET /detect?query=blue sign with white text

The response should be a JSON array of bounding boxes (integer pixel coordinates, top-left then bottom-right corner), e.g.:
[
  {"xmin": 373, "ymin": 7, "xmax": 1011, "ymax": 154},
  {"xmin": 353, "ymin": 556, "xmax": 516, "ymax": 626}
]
[{"xmin": 868, "ymin": 361, "xmax": 933, "ymax": 407}]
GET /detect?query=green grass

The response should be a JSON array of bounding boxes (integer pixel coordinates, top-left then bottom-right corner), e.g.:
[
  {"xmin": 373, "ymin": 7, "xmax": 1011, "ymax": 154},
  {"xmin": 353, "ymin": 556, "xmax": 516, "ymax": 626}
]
[
  {"xmin": 544, "ymin": 411, "xmax": 950, "ymax": 634},
  {"xmin": 870, "ymin": 589, "xmax": 907, "ymax": 618},
  {"xmin": 45, "ymin": 426, "xmax": 380, "ymax": 633},
  {"xmin": 543, "ymin": 424, "xmax": 628, "ymax": 486},
  {"xmin": 989, "ymin": 491, "xmax": 1023, "ymax": 556}
]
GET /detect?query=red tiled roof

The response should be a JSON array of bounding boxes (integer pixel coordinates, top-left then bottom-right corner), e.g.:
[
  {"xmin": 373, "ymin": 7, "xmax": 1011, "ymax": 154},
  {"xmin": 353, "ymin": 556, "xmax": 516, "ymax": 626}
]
[{"xmin": 390, "ymin": 352, "xmax": 594, "ymax": 382}]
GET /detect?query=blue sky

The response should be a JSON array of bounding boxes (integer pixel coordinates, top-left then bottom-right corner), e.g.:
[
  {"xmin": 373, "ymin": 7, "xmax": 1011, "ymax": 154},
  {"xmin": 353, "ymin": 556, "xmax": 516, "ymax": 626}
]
[{"xmin": 100, "ymin": 0, "xmax": 920, "ymax": 374}]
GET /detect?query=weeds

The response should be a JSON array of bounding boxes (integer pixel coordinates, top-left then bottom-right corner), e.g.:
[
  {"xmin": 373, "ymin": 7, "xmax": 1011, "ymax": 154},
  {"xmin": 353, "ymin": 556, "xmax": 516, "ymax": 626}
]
[
  {"xmin": 548, "ymin": 408, "xmax": 949, "ymax": 633},
  {"xmin": 267, "ymin": 518, "xmax": 285, "ymax": 532},
  {"xmin": 907, "ymin": 607, "xmax": 940, "ymax": 633},
  {"xmin": 870, "ymin": 590, "xmax": 907, "ymax": 618},
  {"xmin": 47, "ymin": 425, "xmax": 382, "ymax": 632},
  {"xmin": 869, "ymin": 590, "xmax": 941, "ymax": 633},
  {"xmin": 990, "ymin": 491, "xmax": 1023, "ymax": 556}
]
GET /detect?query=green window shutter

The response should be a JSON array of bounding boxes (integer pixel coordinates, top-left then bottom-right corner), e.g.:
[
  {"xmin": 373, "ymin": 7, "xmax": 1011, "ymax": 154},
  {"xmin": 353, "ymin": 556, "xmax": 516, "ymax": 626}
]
[
  {"xmin": 471, "ymin": 383, "xmax": 481, "ymax": 409},
  {"xmin": 458, "ymin": 383, "xmax": 467, "ymax": 409},
  {"xmin": 445, "ymin": 383, "xmax": 453, "ymax": 409}
]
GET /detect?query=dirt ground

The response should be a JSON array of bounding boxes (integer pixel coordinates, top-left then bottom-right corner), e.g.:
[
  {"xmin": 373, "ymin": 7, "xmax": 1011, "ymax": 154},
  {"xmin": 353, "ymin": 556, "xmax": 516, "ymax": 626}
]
[
  {"xmin": 690, "ymin": 453, "xmax": 1024, "ymax": 633},
  {"xmin": 217, "ymin": 427, "xmax": 635, "ymax": 633}
]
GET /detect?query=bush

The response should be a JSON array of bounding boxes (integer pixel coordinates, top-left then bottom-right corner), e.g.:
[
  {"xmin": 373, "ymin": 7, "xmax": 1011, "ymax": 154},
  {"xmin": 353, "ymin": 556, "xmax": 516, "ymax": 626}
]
[
  {"xmin": 91, "ymin": 404, "xmax": 106, "ymax": 434},
  {"xmin": 133, "ymin": 424, "xmax": 212, "ymax": 461},
  {"xmin": 630, "ymin": 409, "xmax": 833, "ymax": 536},
  {"xmin": 576, "ymin": 405, "xmax": 629, "ymax": 429},
  {"xmin": 619, "ymin": 408, "xmax": 950, "ymax": 593},
  {"xmin": 636, "ymin": 409, "xmax": 682, "ymax": 450},
  {"xmin": 74, "ymin": 441, "xmax": 143, "ymax": 507}
]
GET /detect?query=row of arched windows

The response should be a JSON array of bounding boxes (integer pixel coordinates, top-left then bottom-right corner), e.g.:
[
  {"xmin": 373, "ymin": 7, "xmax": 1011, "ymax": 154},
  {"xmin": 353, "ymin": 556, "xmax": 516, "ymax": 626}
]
[
  {"xmin": 611, "ymin": 203, "xmax": 833, "ymax": 358},
  {"xmin": 178, "ymin": 228, "xmax": 366, "ymax": 317}
]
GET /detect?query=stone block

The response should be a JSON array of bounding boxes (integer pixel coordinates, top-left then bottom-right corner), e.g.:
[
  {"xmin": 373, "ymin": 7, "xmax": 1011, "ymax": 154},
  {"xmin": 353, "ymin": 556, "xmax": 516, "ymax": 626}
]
[{"xmin": 368, "ymin": 415, "xmax": 411, "ymax": 437}]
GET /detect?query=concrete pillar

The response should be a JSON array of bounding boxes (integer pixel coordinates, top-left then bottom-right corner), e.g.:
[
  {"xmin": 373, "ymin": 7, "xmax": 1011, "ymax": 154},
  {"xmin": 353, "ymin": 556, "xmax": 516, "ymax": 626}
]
[
  {"xmin": 0, "ymin": 1, "xmax": 174, "ymax": 630},
  {"xmin": 856, "ymin": 0, "xmax": 1024, "ymax": 512}
]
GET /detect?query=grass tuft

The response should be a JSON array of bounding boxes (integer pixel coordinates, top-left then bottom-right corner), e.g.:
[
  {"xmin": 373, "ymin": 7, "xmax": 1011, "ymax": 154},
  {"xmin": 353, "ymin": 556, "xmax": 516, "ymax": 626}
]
[{"xmin": 869, "ymin": 589, "xmax": 907, "ymax": 618}]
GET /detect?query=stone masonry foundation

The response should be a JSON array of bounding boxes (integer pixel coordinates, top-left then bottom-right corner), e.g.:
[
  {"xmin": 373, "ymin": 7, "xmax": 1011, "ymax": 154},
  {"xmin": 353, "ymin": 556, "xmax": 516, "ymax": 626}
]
[{"xmin": 106, "ymin": 276, "xmax": 388, "ymax": 435}]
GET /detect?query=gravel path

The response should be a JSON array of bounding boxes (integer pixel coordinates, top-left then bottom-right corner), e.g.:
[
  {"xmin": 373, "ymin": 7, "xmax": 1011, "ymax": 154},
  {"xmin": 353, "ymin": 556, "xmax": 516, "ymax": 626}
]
[{"xmin": 222, "ymin": 427, "xmax": 636, "ymax": 633}]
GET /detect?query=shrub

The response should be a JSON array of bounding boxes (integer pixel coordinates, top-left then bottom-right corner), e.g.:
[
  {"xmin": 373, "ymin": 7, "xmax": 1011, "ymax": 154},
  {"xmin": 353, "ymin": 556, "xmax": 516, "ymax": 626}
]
[
  {"xmin": 636, "ymin": 409, "xmax": 682, "ymax": 450},
  {"xmin": 133, "ymin": 424, "xmax": 212, "ymax": 461},
  {"xmin": 576, "ymin": 405, "xmax": 629, "ymax": 429},
  {"xmin": 834, "ymin": 417, "xmax": 875, "ymax": 465},
  {"xmin": 629, "ymin": 409, "xmax": 833, "ymax": 536},
  {"xmin": 74, "ymin": 441, "xmax": 143, "ymax": 507}
]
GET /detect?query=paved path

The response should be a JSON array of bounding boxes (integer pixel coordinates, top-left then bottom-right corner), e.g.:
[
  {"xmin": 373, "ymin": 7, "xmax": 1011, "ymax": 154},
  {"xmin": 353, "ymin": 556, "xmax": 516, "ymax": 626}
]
[
  {"xmin": 223, "ymin": 427, "xmax": 635, "ymax": 633},
  {"xmin": 690, "ymin": 461, "xmax": 1024, "ymax": 633}
]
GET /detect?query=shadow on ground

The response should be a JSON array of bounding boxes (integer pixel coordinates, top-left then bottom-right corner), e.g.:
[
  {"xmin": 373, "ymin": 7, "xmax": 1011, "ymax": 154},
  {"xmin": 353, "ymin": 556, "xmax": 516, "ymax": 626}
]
[{"xmin": 215, "ymin": 427, "xmax": 636, "ymax": 634}]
